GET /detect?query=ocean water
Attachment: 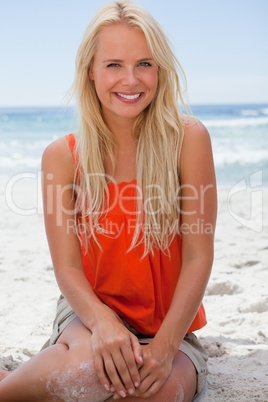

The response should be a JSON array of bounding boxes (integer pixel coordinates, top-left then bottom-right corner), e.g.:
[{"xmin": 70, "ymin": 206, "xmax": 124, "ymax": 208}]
[{"xmin": 0, "ymin": 104, "xmax": 267, "ymax": 187}]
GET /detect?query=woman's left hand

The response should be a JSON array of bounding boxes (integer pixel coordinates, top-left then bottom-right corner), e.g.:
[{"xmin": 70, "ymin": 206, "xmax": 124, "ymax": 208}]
[{"xmin": 135, "ymin": 342, "xmax": 174, "ymax": 398}]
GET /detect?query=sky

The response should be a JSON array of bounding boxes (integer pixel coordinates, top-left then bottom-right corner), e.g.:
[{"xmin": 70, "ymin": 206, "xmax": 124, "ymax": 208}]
[{"xmin": 0, "ymin": 0, "xmax": 267, "ymax": 107}]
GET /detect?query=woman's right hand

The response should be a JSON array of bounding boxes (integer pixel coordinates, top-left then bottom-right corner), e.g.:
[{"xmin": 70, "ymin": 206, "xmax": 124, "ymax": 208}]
[{"xmin": 90, "ymin": 310, "xmax": 143, "ymax": 398}]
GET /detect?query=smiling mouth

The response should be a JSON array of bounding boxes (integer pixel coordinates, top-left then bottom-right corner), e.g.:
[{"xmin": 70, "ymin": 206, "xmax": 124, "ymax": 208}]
[{"xmin": 115, "ymin": 92, "xmax": 142, "ymax": 100}]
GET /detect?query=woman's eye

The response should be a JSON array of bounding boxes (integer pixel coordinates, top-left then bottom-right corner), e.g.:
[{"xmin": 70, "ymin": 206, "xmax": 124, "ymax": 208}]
[
  {"xmin": 107, "ymin": 63, "xmax": 120, "ymax": 68},
  {"xmin": 139, "ymin": 62, "xmax": 151, "ymax": 67}
]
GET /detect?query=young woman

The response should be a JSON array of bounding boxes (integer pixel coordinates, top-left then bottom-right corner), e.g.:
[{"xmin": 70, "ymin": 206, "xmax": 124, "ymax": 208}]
[{"xmin": 0, "ymin": 1, "xmax": 217, "ymax": 400}]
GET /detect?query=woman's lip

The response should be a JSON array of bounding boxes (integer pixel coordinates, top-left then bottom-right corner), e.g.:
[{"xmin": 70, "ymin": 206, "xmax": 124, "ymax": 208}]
[
  {"xmin": 115, "ymin": 92, "xmax": 142, "ymax": 95},
  {"xmin": 115, "ymin": 92, "xmax": 142, "ymax": 97},
  {"xmin": 114, "ymin": 92, "xmax": 143, "ymax": 103}
]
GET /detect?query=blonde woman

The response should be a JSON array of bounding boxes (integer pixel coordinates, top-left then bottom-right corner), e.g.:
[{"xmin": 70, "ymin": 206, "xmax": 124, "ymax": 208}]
[{"xmin": 0, "ymin": 1, "xmax": 217, "ymax": 400}]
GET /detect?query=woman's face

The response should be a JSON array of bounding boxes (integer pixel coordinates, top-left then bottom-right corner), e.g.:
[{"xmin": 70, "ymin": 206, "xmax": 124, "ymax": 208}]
[{"xmin": 90, "ymin": 23, "xmax": 158, "ymax": 129}]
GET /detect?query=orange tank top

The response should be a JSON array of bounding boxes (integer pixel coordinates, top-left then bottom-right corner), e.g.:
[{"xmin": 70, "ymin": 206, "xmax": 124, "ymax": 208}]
[{"xmin": 66, "ymin": 133, "xmax": 206, "ymax": 335}]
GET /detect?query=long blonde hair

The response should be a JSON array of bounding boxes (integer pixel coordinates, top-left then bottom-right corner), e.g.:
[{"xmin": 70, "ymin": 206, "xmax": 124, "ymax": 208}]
[{"xmin": 71, "ymin": 0, "xmax": 188, "ymax": 257}]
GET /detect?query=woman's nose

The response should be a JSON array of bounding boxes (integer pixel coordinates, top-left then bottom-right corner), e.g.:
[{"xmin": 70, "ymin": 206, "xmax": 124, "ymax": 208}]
[{"xmin": 121, "ymin": 68, "xmax": 140, "ymax": 87}]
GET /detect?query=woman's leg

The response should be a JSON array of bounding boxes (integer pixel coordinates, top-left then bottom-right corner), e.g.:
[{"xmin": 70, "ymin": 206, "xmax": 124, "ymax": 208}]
[
  {"xmin": 106, "ymin": 351, "xmax": 196, "ymax": 402},
  {"xmin": 0, "ymin": 370, "xmax": 9, "ymax": 381},
  {"xmin": 0, "ymin": 317, "xmax": 112, "ymax": 401}
]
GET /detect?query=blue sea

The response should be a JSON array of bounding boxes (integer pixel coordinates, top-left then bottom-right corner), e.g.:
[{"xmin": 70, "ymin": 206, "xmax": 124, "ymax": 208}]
[{"xmin": 0, "ymin": 104, "xmax": 267, "ymax": 187}]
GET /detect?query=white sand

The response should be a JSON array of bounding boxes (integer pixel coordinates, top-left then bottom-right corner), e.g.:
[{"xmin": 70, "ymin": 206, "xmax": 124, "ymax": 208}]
[{"xmin": 0, "ymin": 174, "xmax": 268, "ymax": 401}]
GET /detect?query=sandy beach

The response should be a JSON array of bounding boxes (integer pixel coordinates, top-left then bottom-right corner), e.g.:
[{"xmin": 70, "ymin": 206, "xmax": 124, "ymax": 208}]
[{"xmin": 0, "ymin": 175, "xmax": 267, "ymax": 401}]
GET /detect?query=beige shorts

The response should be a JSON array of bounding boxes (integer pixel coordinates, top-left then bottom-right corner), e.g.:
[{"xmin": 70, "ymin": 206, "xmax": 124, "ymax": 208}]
[{"xmin": 43, "ymin": 295, "xmax": 208, "ymax": 395}]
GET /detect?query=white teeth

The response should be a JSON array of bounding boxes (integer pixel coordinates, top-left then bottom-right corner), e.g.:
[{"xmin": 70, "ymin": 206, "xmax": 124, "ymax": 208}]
[{"xmin": 116, "ymin": 93, "xmax": 141, "ymax": 100}]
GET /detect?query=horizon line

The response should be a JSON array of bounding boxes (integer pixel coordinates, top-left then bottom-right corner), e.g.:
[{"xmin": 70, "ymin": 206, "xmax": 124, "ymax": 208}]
[{"xmin": 1, "ymin": 101, "xmax": 268, "ymax": 109}]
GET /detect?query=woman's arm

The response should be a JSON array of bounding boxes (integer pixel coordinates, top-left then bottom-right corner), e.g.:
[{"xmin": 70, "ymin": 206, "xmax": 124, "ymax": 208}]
[
  {"xmin": 156, "ymin": 119, "xmax": 217, "ymax": 347},
  {"xmin": 42, "ymin": 137, "xmax": 103, "ymax": 327},
  {"xmin": 134, "ymin": 120, "xmax": 217, "ymax": 398},
  {"xmin": 42, "ymin": 137, "xmax": 143, "ymax": 396}
]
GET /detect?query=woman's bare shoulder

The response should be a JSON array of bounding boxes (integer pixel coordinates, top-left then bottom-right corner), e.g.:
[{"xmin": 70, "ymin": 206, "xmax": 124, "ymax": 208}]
[
  {"xmin": 182, "ymin": 116, "xmax": 211, "ymax": 153},
  {"xmin": 182, "ymin": 115, "xmax": 210, "ymax": 138},
  {"xmin": 42, "ymin": 135, "xmax": 75, "ymax": 182},
  {"xmin": 180, "ymin": 116, "xmax": 214, "ymax": 171}
]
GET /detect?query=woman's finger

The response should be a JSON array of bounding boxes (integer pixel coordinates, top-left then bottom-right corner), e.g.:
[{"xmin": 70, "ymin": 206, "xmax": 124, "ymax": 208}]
[
  {"xmin": 137, "ymin": 378, "xmax": 163, "ymax": 399},
  {"xmin": 104, "ymin": 354, "xmax": 128, "ymax": 398},
  {"xmin": 130, "ymin": 333, "xmax": 143, "ymax": 367},
  {"xmin": 118, "ymin": 342, "xmax": 140, "ymax": 392},
  {"xmin": 110, "ymin": 348, "xmax": 137, "ymax": 396},
  {"xmin": 93, "ymin": 353, "xmax": 111, "ymax": 392}
]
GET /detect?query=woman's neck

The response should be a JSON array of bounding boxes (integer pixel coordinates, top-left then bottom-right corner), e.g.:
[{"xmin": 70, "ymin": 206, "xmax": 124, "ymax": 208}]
[{"xmin": 104, "ymin": 115, "xmax": 137, "ymax": 151}]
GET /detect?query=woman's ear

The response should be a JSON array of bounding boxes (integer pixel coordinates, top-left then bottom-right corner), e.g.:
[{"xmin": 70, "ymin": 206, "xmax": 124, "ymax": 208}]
[{"xmin": 89, "ymin": 70, "xmax": 94, "ymax": 80}]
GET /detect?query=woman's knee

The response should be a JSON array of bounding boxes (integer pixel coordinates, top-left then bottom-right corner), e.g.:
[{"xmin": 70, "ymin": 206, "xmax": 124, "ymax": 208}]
[
  {"xmin": 45, "ymin": 348, "xmax": 110, "ymax": 401},
  {"xmin": 170, "ymin": 351, "xmax": 197, "ymax": 401},
  {"xmin": 145, "ymin": 351, "xmax": 196, "ymax": 402},
  {"xmin": 46, "ymin": 357, "xmax": 100, "ymax": 400},
  {"xmin": 46, "ymin": 320, "xmax": 110, "ymax": 400}
]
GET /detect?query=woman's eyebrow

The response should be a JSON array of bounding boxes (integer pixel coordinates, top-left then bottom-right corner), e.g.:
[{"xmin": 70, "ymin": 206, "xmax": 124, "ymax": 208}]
[
  {"xmin": 138, "ymin": 58, "xmax": 154, "ymax": 62},
  {"xmin": 102, "ymin": 58, "xmax": 154, "ymax": 63},
  {"xmin": 102, "ymin": 59, "xmax": 122, "ymax": 63}
]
